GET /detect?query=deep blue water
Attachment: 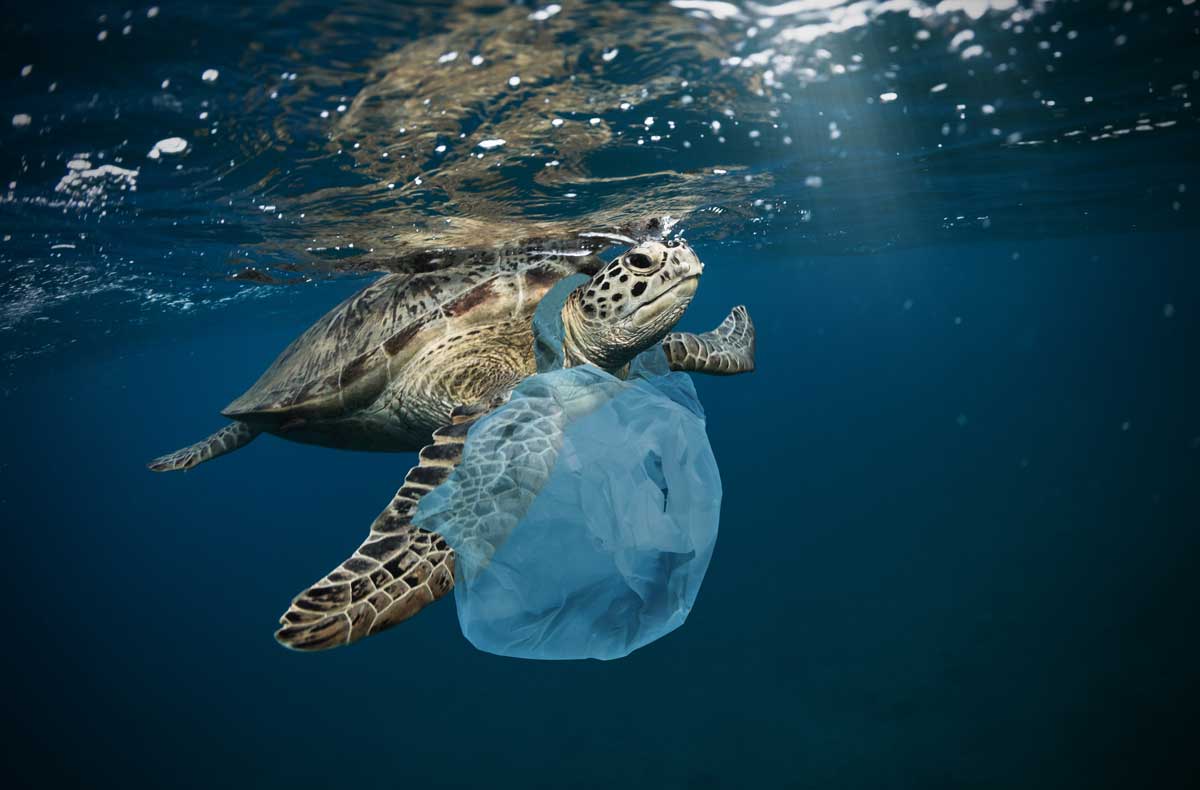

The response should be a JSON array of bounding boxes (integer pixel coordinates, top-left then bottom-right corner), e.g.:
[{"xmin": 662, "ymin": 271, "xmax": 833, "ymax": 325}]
[{"xmin": 2, "ymin": 1, "xmax": 1199, "ymax": 788}]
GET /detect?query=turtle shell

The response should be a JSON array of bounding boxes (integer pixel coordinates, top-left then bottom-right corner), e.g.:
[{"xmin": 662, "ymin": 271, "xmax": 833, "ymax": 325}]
[{"xmin": 222, "ymin": 252, "xmax": 599, "ymax": 424}]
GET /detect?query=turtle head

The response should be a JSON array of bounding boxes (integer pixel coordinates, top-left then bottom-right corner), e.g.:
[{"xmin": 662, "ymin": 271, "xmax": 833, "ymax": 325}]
[{"xmin": 561, "ymin": 239, "xmax": 702, "ymax": 372}]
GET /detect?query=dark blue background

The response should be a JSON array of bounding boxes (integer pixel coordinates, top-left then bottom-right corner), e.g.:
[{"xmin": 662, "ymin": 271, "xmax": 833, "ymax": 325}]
[
  {"xmin": 3, "ymin": 0, "xmax": 1200, "ymax": 786},
  {"xmin": 3, "ymin": 232, "xmax": 1197, "ymax": 788}
]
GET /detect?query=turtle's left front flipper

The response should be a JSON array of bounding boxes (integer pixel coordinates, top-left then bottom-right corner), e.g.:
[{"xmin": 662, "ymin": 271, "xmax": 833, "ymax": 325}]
[
  {"xmin": 274, "ymin": 404, "xmax": 491, "ymax": 651},
  {"xmin": 662, "ymin": 305, "xmax": 756, "ymax": 375}
]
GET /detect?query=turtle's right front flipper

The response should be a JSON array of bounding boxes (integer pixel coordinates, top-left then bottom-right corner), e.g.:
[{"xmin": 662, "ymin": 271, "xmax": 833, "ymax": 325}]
[
  {"xmin": 662, "ymin": 304, "xmax": 756, "ymax": 375},
  {"xmin": 147, "ymin": 421, "xmax": 260, "ymax": 472},
  {"xmin": 273, "ymin": 403, "xmax": 492, "ymax": 651}
]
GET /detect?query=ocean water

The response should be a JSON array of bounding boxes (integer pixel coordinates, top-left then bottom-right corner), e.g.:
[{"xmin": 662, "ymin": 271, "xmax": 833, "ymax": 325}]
[{"xmin": 2, "ymin": 1, "xmax": 1198, "ymax": 788}]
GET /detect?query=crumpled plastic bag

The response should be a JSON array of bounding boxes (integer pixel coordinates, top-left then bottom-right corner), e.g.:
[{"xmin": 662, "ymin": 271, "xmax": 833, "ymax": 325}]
[{"xmin": 413, "ymin": 275, "xmax": 722, "ymax": 660}]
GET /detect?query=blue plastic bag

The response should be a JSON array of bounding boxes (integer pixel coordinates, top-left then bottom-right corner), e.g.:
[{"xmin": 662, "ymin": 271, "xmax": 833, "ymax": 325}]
[{"xmin": 414, "ymin": 278, "xmax": 722, "ymax": 660}]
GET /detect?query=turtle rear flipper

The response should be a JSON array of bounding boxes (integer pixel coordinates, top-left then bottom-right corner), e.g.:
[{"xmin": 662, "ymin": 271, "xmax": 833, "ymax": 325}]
[
  {"xmin": 147, "ymin": 421, "xmax": 260, "ymax": 472},
  {"xmin": 662, "ymin": 305, "xmax": 756, "ymax": 375},
  {"xmin": 274, "ymin": 404, "xmax": 489, "ymax": 651}
]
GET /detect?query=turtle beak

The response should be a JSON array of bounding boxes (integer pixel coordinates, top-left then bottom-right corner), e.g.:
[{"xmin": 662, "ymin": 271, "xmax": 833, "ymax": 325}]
[{"xmin": 631, "ymin": 274, "xmax": 699, "ymax": 327}]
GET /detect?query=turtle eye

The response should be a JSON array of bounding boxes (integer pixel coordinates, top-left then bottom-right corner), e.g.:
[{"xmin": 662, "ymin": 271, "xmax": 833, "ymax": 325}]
[{"xmin": 625, "ymin": 252, "xmax": 655, "ymax": 271}]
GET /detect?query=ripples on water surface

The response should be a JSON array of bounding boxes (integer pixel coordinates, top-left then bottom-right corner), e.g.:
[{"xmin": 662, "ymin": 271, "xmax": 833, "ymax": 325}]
[{"xmin": 2, "ymin": 0, "xmax": 1197, "ymax": 366}]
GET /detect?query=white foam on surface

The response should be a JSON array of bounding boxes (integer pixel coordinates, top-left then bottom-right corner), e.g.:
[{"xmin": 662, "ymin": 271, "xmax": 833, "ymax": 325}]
[
  {"xmin": 147, "ymin": 137, "xmax": 188, "ymax": 159},
  {"xmin": 529, "ymin": 4, "xmax": 562, "ymax": 22},
  {"xmin": 54, "ymin": 163, "xmax": 140, "ymax": 207}
]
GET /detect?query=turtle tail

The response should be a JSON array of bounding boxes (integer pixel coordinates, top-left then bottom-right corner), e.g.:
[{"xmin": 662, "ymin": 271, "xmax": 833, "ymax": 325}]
[{"xmin": 147, "ymin": 421, "xmax": 260, "ymax": 472}]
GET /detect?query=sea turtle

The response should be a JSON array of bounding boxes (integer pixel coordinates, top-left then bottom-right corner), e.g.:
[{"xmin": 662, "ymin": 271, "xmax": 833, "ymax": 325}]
[{"xmin": 149, "ymin": 236, "xmax": 755, "ymax": 650}]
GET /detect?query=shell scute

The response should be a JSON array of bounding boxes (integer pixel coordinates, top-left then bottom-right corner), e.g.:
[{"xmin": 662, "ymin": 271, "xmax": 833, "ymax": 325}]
[{"xmin": 222, "ymin": 254, "xmax": 593, "ymax": 420}]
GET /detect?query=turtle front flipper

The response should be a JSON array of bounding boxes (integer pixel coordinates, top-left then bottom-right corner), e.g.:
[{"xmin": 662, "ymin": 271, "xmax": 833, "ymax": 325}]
[
  {"xmin": 147, "ymin": 421, "xmax": 260, "ymax": 472},
  {"xmin": 274, "ymin": 403, "xmax": 493, "ymax": 651},
  {"xmin": 662, "ymin": 305, "xmax": 756, "ymax": 376}
]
